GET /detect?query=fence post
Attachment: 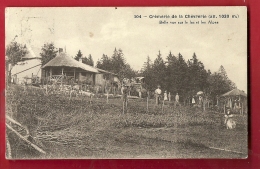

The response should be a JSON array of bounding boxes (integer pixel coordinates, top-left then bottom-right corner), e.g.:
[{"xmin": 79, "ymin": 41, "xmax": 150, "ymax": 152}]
[
  {"xmin": 147, "ymin": 96, "xmax": 149, "ymax": 112},
  {"xmin": 69, "ymin": 89, "xmax": 72, "ymax": 100},
  {"xmin": 122, "ymin": 100, "xmax": 125, "ymax": 114},
  {"xmin": 106, "ymin": 91, "xmax": 109, "ymax": 104},
  {"xmin": 162, "ymin": 100, "xmax": 165, "ymax": 113},
  {"xmin": 242, "ymin": 103, "xmax": 243, "ymax": 115},
  {"xmin": 174, "ymin": 108, "xmax": 178, "ymax": 143}
]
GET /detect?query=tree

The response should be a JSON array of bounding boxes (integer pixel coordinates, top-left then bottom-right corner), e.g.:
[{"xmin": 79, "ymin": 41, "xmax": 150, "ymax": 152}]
[
  {"xmin": 96, "ymin": 54, "xmax": 112, "ymax": 71},
  {"xmin": 111, "ymin": 48, "xmax": 126, "ymax": 75},
  {"xmin": 74, "ymin": 50, "xmax": 83, "ymax": 61},
  {"xmin": 6, "ymin": 41, "xmax": 28, "ymax": 82},
  {"xmin": 40, "ymin": 43, "xmax": 58, "ymax": 66},
  {"xmin": 152, "ymin": 50, "xmax": 166, "ymax": 89},
  {"xmin": 218, "ymin": 65, "xmax": 228, "ymax": 80},
  {"xmin": 141, "ymin": 56, "xmax": 153, "ymax": 90},
  {"xmin": 165, "ymin": 51, "xmax": 178, "ymax": 93},
  {"xmin": 139, "ymin": 51, "xmax": 238, "ymax": 104},
  {"xmin": 175, "ymin": 53, "xmax": 189, "ymax": 98},
  {"xmin": 118, "ymin": 64, "xmax": 136, "ymax": 80},
  {"xmin": 96, "ymin": 48, "xmax": 136, "ymax": 80},
  {"xmin": 82, "ymin": 54, "xmax": 94, "ymax": 66},
  {"xmin": 87, "ymin": 54, "xmax": 94, "ymax": 66},
  {"xmin": 142, "ymin": 55, "xmax": 152, "ymax": 72},
  {"xmin": 186, "ymin": 53, "xmax": 208, "ymax": 94}
]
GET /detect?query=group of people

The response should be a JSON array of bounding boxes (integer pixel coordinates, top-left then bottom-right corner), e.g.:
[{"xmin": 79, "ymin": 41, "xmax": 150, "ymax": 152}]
[
  {"xmin": 155, "ymin": 85, "xmax": 180, "ymax": 107},
  {"xmin": 190, "ymin": 95, "xmax": 205, "ymax": 108}
]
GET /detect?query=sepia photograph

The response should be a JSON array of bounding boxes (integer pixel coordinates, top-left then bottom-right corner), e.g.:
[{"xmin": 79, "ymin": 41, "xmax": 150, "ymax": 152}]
[{"xmin": 5, "ymin": 7, "xmax": 247, "ymax": 159}]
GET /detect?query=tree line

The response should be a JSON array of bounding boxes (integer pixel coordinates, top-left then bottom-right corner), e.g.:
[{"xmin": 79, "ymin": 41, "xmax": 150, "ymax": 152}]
[
  {"xmin": 6, "ymin": 42, "xmax": 236, "ymax": 102},
  {"xmin": 141, "ymin": 51, "xmax": 236, "ymax": 102}
]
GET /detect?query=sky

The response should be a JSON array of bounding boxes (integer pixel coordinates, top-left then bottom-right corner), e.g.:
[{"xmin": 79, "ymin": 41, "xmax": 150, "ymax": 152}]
[{"xmin": 5, "ymin": 7, "xmax": 247, "ymax": 92}]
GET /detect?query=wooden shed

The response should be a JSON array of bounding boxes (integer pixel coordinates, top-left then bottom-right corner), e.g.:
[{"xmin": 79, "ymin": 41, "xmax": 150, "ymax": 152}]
[{"xmin": 220, "ymin": 88, "xmax": 247, "ymax": 114}]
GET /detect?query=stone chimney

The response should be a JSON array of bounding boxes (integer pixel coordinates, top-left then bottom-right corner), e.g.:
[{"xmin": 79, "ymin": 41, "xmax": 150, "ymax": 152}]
[{"xmin": 59, "ymin": 48, "xmax": 63, "ymax": 53}]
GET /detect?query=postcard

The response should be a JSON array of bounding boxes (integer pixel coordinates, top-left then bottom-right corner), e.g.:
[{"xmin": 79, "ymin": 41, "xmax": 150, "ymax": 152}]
[{"xmin": 5, "ymin": 7, "xmax": 247, "ymax": 159}]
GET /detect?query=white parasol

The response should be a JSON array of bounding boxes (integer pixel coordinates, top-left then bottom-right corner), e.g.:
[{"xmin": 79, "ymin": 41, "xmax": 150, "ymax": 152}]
[{"xmin": 197, "ymin": 91, "xmax": 203, "ymax": 95}]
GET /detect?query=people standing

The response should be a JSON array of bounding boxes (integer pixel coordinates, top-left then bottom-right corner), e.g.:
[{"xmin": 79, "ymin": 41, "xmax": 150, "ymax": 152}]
[
  {"xmin": 164, "ymin": 90, "xmax": 168, "ymax": 101},
  {"xmin": 168, "ymin": 92, "xmax": 171, "ymax": 102},
  {"xmin": 224, "ymin": 107, "xmax": 232, "ymax": 125},
  {"xmin": 199, "ymin": 95, "xmax": 203, "ymax": 106},
  {"xmin": 192, "ymin": 96, "xmax": 195, "ymax": 106},
  {"xmin": 233, "ymin": 99, "xmax": 240, "ymax": 113},
  {"xmin": 155, "ymin": 85, "xmax": 162, "ymax": 105},
  {"xmin": 175, "ymin": 93, "xmax": 181, "ymax": 107}
]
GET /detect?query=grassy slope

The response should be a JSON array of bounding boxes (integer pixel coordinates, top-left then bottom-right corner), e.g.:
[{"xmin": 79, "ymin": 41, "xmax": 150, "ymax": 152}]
[{"xmin": 6, "ymin": 85, "xmax": 248, "ymax": 159}]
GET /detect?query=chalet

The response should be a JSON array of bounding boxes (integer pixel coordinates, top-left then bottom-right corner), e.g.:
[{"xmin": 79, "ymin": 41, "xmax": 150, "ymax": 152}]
[
  {"xmin": 41, "ymin": 49, "xmax": 119, "ymax": 89},
  {"xmin": 7, "ymin": 45, "xmax": 42, "ymax": 84},
  {"xmin": 41, "ymin": 49, "xmax": 98, "ymax": 84}
]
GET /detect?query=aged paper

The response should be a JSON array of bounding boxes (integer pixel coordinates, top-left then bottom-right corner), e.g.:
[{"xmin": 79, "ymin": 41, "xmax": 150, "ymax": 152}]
[{"xmin": 5, "ymin": 7, "xmax": 247, "ymax": 159}]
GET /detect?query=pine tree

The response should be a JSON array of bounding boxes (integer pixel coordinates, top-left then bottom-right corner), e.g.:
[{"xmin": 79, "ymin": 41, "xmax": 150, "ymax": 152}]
[
  {"xmin": 141, "ymin": 56, "xmax": 153, "ymax": 90},
  {"xmin": 82, "ymin": 54, "xmax": 94, "ymax": 66},
  {"xmin": 96, "ymin": 48, "xmax": 136, "ymax": 80},
  {"xmin": 87, "ymin": 54, "xmax": 94, "ymax": 66},
  {"xmin": 40, "ymin": 43, "xmax": 58, "ymax": 66},
  {"xmin": 176, "ymin": 53, "xmax": 188, "ymax": 98},
  {"xmin": 141, "ymin": 56, "xmax": 152, "ymax": 72},
  {"xmin": 152, "ymin": 50, "xmax": 166, "ymax": 89},
  {"xmin": 218, "ymin": 65, "xmax": 228, "ymax": 79},
  {"xmin": 74, "ymin": 50, "xmax": 83, "ymax": 61},
  {"xmin": 165, "ymin": 51, "xmax": 178, "ymax": 93},
  {"xmin": 206, "ymin": 65, "xmax": 237, "ymax": 101},
  {"xmin": 96, "ymin": 54, "xmax": 112, "ymax": 71}
]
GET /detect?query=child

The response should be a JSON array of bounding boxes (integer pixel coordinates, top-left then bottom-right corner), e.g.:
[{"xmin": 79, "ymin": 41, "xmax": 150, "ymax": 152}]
[{"xmin": 224, "ymin": 107, "xmax": 232, "ymax": 125}]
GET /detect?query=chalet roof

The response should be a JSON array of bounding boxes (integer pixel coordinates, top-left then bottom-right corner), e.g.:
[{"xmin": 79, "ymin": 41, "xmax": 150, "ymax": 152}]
[
  {"xmin": 96, "ymin": 68, "xmax": 117, "ymax": 76},
  {"xmin": 221, "ymin": 88, "xmax": 247, "ymax": 98},
  {"xmin": 22, "ymin": 46, "xmax": 41, "ymax": 60},
  {"xmin": 41, "ymin": 52, "xmax": 99, "ymax": 73},
  {"xmin": 6, "ymin": 44, "xmax": 41, "ymax": 62}
]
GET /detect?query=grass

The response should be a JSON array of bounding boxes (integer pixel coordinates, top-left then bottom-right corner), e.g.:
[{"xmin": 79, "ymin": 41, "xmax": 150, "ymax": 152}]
[{"xmin": 6, "ymin": 85, "xmax": 248, "ymax": 159}]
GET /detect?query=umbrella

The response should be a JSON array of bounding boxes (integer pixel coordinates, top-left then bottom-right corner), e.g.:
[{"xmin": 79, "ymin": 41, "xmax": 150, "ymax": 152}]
[
  {"xmin": 197, "ymin": 91, "xmax": 203, "ymax": 95},
  {"xmin": 221, "ymin": 89, "xmax": 247, "ymax": 97}
]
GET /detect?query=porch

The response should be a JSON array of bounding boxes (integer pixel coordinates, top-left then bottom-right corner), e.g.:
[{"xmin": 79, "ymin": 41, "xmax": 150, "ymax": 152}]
[{"xmin": 43, "ymin": 67, "xmax": 95, "ymax": 85}]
